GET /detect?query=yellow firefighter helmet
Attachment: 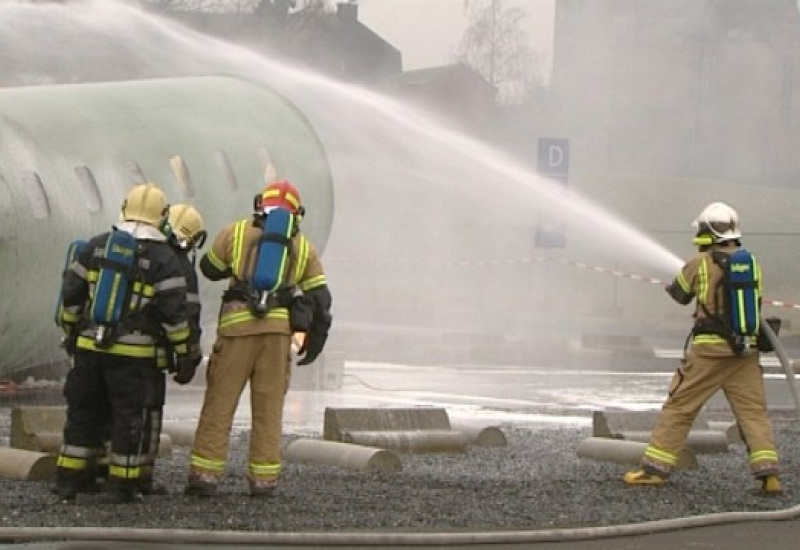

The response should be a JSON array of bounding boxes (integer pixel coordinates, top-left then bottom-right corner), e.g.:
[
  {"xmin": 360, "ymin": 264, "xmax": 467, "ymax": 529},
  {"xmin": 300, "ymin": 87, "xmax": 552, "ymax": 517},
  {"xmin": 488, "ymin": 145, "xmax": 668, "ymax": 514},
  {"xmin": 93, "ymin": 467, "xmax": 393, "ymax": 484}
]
[
  {"xmin": 168, "ymin": 204, "xmax": 206, "ymax": 249},
  {"xmin": 120, "ymin": 183, "xmax": 169, "ymax": 226}
]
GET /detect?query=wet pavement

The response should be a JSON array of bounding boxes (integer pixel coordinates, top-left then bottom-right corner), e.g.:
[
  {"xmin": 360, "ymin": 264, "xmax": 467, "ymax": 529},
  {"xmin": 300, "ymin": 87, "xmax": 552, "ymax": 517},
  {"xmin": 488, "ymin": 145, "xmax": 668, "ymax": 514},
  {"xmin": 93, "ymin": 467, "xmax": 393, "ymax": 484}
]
[
  {"xmin": 2, "ymin": 354, "xmax": 800, "ymax": 549},
  {"xmin": 161, "ymin": 356, "xmax": 800, "ymax": 434}
]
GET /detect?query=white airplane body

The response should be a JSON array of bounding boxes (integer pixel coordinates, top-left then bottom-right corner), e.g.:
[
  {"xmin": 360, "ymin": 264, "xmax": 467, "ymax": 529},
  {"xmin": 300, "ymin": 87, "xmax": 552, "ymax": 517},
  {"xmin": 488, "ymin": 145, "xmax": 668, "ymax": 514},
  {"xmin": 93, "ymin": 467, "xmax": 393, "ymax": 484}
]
[{"xmin": 0, "ymin": 75, "xmax": 334, "ymax": 380}]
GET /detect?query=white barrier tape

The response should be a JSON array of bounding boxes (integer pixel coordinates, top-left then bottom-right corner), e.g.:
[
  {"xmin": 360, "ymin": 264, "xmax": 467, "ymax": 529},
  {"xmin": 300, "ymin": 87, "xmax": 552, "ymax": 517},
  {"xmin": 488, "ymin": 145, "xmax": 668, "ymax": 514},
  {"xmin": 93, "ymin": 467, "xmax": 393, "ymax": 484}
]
[
  {"xmin": 558, "ymin": 258, "xmax": 800, "ymax": 311},
  {"xmin": 328, "ymin": 256, "xmax": 800, "ymax": 311}
]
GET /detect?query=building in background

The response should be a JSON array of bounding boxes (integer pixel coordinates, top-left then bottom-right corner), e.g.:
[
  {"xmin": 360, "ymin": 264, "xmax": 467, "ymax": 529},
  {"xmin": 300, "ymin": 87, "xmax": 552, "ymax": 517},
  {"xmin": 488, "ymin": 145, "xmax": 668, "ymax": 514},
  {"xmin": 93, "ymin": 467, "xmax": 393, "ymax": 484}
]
[
  {"xmin": 160, "ymin": 2, "xmax": 402, "ymax": 84},
  {"xmin": 544, "ymin": 0, "xmax": 800, "ymax": 186},
  {"xmin": 378, "ymin": 64, "xmax": 497, "ymax": 134},
  {"xmin": 152, "ymin": 3, "xmax": 497, "ymax": 134}
]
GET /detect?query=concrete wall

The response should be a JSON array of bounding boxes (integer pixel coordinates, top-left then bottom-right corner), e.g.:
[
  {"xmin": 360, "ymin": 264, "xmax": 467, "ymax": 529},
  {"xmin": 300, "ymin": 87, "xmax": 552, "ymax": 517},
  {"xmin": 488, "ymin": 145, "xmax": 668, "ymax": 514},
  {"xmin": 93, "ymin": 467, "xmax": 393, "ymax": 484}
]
[{"xmin": 547, "ymin": 0, "xmax": 800, "ymax": 185}]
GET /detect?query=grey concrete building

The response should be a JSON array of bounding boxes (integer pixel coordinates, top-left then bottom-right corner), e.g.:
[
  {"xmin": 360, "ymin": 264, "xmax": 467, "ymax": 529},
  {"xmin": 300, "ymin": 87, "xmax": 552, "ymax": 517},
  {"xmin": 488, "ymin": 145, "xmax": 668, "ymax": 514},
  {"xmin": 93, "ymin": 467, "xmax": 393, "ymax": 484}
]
[{"xmin": 544, "ymin": 0, "xmax": 800, "ymax": 186}]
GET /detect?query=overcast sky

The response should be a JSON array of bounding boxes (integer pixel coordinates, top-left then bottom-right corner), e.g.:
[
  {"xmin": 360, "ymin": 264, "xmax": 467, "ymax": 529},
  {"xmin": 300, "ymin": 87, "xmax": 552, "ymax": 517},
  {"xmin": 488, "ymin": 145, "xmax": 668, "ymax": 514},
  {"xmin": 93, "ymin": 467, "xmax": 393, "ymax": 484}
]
[{"xmin": 358, "ymin": 0, "xmax": 555, "ymax": 76}]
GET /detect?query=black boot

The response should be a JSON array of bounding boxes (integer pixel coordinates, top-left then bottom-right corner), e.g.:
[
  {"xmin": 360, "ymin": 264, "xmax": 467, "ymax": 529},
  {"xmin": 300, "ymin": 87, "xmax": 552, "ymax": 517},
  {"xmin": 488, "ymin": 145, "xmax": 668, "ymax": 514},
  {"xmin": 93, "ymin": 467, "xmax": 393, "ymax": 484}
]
[
  {"xmin": 76, "ymin": 477, "xmax": 143, "ymax": 504},
  {"xmin": 139, "ymin": 477, "xmax": 169, "ymax": 496},
  {"xmin": 52, "ymin": 467, "xmax": 99, "ymax": 501}
]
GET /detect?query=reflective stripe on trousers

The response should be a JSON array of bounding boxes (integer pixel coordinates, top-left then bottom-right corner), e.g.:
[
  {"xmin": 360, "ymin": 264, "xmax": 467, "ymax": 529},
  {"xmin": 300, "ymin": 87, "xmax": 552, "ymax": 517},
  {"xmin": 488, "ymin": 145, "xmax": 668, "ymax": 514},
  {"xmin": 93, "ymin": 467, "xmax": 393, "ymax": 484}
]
[
  {"xmin": 190, "ymin": 332, "xmax": 290, "ymax": 481},
  {"xmin": 644, "ymin": 350, "xmax": 778, "ymax": 477}
]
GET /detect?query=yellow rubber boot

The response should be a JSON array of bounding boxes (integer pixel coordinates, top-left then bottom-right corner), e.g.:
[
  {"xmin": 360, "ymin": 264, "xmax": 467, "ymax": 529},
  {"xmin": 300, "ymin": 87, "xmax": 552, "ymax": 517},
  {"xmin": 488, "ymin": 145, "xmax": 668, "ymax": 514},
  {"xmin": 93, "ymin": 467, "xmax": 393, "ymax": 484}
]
[
  {"xmin": 760, "ymin": 475, "xmax": 782, "ymax": 496},
  {"xmin": 623, "ymin": 468, "xmax": 666, "ymax": 486}
]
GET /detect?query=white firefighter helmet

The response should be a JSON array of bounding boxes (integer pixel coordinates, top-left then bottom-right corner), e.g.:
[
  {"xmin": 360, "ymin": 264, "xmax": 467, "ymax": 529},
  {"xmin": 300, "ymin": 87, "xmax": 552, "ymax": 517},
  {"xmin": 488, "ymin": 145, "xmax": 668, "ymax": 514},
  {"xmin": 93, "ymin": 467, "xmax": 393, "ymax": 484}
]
[
  {"xmin": 168, "ymin": 204, "xmax": 206, "ymax": 249},
  {"xmin": 691, "ymin": 202, "xmax": 741, "ymax": 242},
  {"xmin": 121, "ymin": 183, "xmax": 169, "ymax": 226}
]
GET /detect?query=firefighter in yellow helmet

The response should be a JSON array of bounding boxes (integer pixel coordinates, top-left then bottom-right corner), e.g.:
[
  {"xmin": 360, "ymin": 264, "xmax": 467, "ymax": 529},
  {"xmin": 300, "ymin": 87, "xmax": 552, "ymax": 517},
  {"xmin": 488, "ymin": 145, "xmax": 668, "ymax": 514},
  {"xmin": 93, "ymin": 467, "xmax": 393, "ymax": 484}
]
[
  {"xmin": 131, "ymin": 203, "xmax": 207, "ymax": 496},
  {"xmin": 624, "ymin": 202, "xmax": 780, "ymax": 495},
  {"xmin": 185, "ymin": 179, "xmax": 331, "ymax": 498},
  {"xmin": 166, "ymin": 204, "xmax": 207, "ymax": 361},
  {"xmin": 55, "ymin": 183, "xmax": 197, "ymax": 503}
]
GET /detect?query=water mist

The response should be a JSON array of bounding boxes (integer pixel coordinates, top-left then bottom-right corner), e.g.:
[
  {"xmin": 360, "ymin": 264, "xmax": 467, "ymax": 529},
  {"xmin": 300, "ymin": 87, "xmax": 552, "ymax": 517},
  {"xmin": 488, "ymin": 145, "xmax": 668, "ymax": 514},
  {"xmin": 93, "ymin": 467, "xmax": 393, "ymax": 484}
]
[{"xmin": 0, "ymin": 0, "xmax": 688, "ymax": 369}]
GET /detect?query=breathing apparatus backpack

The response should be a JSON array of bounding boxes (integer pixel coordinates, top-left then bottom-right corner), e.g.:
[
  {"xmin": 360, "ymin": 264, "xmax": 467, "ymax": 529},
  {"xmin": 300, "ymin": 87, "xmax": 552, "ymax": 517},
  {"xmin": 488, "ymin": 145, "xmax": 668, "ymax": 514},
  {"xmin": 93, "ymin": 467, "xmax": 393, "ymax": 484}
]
[
  {"xmin": 250, "ymin": 207, "xmax": 294, "ymax": 316},
  {"xmin": 55, "ymin": 239, "xmax": 88, "ymax": 328},
  {"xmin": 89, "ymin": 229, "xmax": 141, "ymax": 348},
  {"xmin": 703, "ymin": 248, "xmax": 761, "ymax": 354}
]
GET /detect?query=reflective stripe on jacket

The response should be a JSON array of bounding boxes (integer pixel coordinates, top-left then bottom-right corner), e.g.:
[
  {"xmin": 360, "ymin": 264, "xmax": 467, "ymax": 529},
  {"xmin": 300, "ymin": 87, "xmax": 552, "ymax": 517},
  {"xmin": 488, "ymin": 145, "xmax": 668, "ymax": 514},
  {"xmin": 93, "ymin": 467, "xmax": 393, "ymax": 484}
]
[
  {"xmin": 671, "ymin": 243, "xmax": 761, "ymax": 351},
  {"xmin": 60, "ymin": 229, "xmax": 190, "ymax": 362},
  {"xmin": 201, "ymin": 219, "xmax": 327, "ymax": 336}
]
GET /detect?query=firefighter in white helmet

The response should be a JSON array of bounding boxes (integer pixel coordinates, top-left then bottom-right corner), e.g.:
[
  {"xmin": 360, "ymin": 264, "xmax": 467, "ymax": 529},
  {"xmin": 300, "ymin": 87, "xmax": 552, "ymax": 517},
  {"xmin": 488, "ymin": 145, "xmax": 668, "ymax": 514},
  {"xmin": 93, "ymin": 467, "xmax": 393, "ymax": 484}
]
[
  {"xmin": 55, "ymin": 183, "xmax": 198, "ymax": 503},
  {"xmin": 624, "ymin": 202, "xmax": 781, "ymax": 495}
]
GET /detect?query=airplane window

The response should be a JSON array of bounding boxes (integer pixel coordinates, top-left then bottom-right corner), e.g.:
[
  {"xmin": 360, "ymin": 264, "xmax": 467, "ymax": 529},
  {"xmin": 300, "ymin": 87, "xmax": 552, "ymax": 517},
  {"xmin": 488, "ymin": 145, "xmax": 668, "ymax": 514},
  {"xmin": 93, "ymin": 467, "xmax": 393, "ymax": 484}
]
[
  {"xmin": 125, "ymin": 160, "xmax": 147, "ymax": 185},
  {"xmin": 20, "ymin": 171, "xmax": 50, "ymax": 219},
  {"xmin": 0, "ymin": 174, "xmax": 15, "ymax": 240},
  {"xmin": 256, "ymin": 145, "xmax": 279, "ymax": 182},
  {"xmin": 215, "ymin": 149, "xmax": 238, "ymax": 190},
  {"xmin": 169, "ymin": 155, "xmax": 195, "ymax": 198},
  {"xmin": 74, "ymin": 165, "xmax": 102, "ymax": 213}
]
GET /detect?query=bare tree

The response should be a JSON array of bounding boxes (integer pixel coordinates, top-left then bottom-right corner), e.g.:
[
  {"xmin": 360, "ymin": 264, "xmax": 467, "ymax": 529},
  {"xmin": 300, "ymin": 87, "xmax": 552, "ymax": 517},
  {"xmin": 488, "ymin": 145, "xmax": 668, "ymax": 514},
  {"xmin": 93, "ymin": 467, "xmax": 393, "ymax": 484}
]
[
  {"xmin": 294, "ymin": 0, "xmax": 330, "ymax": 11},
  {"xmin": 456, "ymin": 0, "xmax": 541, "ymax": 105},
  {"xmin": 141, "ymin": 0, "xmax": 254, "ymax": 11},
  {"xmin": 140, "ymin": 0, "xmax": 330, "ymax": 13}
]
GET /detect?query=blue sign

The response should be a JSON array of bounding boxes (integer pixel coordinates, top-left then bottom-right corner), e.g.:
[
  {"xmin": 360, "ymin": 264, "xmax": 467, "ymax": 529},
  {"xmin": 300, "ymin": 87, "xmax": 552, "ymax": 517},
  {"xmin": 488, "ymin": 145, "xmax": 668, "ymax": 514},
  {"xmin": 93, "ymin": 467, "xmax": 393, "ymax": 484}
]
[
  {"xmin": 536, "ymin": 138, "xmax": 570, "ymax": 248},
  {"xmin": 537, "ymin": 138, "xmax": 570, "ymax": 179}
]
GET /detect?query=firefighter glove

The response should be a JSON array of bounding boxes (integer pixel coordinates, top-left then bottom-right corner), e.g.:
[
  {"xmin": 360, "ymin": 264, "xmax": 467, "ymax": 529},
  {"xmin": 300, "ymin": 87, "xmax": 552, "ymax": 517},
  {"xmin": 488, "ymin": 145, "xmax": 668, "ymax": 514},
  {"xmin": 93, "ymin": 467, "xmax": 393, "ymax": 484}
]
[
  {"xmin": 189, "ymin": 341, "xmax": 203, "ymax": 365},
  {"xmin": 297, "ymin": 320, "xmax": 330, "ymax": 366},
  {"xmin": 60, "ymin": 328, "xmax": 78, "ymax": 357},
  {"xmin": 297, "ymin": 285, "xmax": 332, "ymax": 366},
  {"xmin": 290, "ymin": 294, "xmax": 314, "ymax": 333},
  {"xmin": 173, "ymin": 349, "xmax": 201, "ymax": 385},
  {"xmin": 297, "ymin": 334, "xmax": 325, "ymax": 366}
]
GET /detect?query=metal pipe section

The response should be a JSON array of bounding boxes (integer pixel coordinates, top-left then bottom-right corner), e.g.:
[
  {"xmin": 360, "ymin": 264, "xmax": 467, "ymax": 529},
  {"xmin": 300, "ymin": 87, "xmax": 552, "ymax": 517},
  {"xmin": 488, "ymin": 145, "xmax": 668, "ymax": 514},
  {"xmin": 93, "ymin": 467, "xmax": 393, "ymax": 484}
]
[{"xmin": 761, "ymin": 321, "xmax": 800, "ymax": 418}]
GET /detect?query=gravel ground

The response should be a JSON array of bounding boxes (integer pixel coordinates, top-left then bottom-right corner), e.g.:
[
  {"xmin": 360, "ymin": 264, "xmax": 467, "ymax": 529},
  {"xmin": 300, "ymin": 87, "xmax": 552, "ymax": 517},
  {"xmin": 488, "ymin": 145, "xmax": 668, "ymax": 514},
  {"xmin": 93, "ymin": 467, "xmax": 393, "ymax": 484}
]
[{"xmin": 0, "ymin": 407, "xmax": 798, "ymax": 533}]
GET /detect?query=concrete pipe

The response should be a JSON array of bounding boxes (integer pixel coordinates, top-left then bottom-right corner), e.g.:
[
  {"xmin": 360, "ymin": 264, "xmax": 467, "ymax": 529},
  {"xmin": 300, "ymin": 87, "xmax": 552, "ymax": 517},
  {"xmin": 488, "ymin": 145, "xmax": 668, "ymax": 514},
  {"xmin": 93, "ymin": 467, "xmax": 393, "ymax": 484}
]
[
  {"xmin": 0, "ymin": 447, "xmax": 57, "ymax": 481},
  {"xmin": 620, "ymin": 430, "xmax": 729, "ymax": 454},
  {"xmin": 284, "ymin": 439, "xmax": 402, "ymax": 473},
  {"xmin": 25, "ymin": 434, "xmax": 62, "ymax": 454},
  {"xmin": 708, "ymin": 421, "xmax": 743, "ymax": 444},
  {"xmin": 157, "ymin": 434, "xmax": 173, "ymax": 458},
  {"xmin": 450, "ymin": 423, "xmax": 508, "ymax": 447},
  {"xmin": 161, "ymin": 423, "xmax": 196, "ymax": 447},
  {"xmin": 576, "ymin": 437, "xmax": 698, "ymax": 469},
  {"xmin": 341, "ymin": 430, "xmax": 468, "ymax": 454},
  {"xmin": 14, "ymin": 433, "xmax": 173, "ymax": 458}
]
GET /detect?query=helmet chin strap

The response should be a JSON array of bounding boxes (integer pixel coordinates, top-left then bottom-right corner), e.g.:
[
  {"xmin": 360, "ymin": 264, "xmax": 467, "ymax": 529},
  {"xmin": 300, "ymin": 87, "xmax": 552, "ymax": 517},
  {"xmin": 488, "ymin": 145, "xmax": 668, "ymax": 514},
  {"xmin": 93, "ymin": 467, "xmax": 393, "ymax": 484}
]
[{"xmin": 693, "ymin": 235, "xmax": 715, "ymax": 247}]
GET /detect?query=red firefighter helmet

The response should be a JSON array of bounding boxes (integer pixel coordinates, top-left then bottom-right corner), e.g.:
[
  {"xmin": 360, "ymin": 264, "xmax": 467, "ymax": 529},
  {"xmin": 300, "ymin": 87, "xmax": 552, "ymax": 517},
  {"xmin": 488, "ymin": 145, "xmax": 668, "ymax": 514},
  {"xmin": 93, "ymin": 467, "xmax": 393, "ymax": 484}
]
[{"xmin": 255, "ymin": 180, "xmax": 303, "ymax": 215}]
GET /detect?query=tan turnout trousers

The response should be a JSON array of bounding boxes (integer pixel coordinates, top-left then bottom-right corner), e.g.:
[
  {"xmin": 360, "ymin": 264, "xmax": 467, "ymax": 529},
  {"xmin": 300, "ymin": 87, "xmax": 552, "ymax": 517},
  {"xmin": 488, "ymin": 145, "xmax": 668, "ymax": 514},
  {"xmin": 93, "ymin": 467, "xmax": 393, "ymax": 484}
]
[
  {"xmin": 643, "ymin": 346, "xmax": 778, "ymax": 478},
  {"xmin": 190, "ymin": 332, "xmax": 291, "ymax": 482}
]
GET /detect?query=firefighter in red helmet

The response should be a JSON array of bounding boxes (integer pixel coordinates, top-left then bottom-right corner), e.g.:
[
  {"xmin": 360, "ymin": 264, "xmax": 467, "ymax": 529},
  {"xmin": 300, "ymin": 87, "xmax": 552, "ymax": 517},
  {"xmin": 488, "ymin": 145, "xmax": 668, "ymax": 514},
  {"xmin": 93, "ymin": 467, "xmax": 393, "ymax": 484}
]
[{"xmin": 185, "ymin": 179, "xmax": 331, "ymax": 498}]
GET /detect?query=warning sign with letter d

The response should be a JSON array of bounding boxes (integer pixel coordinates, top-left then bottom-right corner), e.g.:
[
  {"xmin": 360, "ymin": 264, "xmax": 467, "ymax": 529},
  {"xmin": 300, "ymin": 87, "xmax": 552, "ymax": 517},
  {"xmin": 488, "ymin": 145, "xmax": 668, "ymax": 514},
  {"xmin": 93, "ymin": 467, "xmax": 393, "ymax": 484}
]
[{"xmin": 535, "ymin": 138, "xmax": 569, "ymax": 248}]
